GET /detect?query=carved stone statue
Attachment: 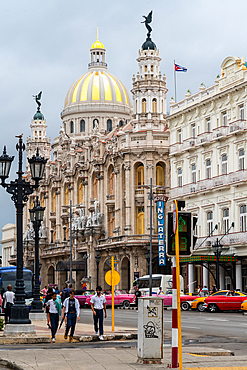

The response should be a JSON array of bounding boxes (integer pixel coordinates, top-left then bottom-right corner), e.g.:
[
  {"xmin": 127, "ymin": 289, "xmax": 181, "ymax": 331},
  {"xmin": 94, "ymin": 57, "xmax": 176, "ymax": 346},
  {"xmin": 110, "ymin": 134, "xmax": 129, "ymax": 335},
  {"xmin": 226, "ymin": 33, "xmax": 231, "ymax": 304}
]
[
  {"xmin": 141, "ymin": 11, "xmax": 153, "ymax": 38},
  {"xmin": 79, "ymin": 207, "xmax": 87, "ymax": 229},
  {"xmin": 86, "ymin": 212, "xmax": 92, "ymax": 228},
  {"xmin": 39, "ymin": 221, "xmax": 47, "ymax": 238},
  {"xmin": 33, "ymin": 91, "xmax": 42, "ymax": 111}
]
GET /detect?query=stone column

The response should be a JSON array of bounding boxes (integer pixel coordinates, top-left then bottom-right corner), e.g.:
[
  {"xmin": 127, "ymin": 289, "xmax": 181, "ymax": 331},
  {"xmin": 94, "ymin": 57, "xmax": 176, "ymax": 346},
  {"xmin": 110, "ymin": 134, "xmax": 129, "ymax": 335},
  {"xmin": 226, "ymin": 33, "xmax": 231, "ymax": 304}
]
[
  {"xmin": 124, "ymin": 161, "xmax": 131, "ymax": 234},
  {"xmin": 188, "ymin": 263, "xmax": 194, "ymax": 294},
  {"xmin": 235, "ymin": 260, "xmax": 242, "ymax": 291},
  {"xmin": 219, "ymin": 265, "xmax": 225, "ymax": 290},
  {"xmin": 56, "ymin": 189, "xmax": 61, "ymax": 242},
  {"xmin": 203, "ymin": 263, "xmax": 209, "ymax": 289}
]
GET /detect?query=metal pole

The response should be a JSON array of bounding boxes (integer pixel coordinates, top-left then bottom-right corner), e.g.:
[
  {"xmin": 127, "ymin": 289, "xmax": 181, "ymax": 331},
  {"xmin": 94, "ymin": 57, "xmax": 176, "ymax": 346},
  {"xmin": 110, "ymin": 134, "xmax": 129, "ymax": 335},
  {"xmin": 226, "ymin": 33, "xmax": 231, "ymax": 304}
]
[
  {"xmin": 149, "ymin": 178, "xmax": 153, "ymax": 297},
  {"xmin": 216, "ymin": 238, "xmax": 219, "ymax": 291},
  {"xmin": 31, "ymin": 218, "xmax": 43, "ymax": 312},
  {"xmin": 174, "ymin": 60, "xmax": 177, "ymax": 102},
  {"xmin": 172, "ymin": 256, "xmax": 178, "ymax": 368},
  {"xmin": 111, "ymin": 255, "xmax": 115, "ymax": 332},
  {"xmin": 10, "ymin": 137, "xmax": 30, "ymax": 324},
  {"xmin": 97, "ymin": 262, "xmax": 99, "ymax": 286},
  {"xmin": 69, "ymin": 200, "xmax": 72, "ymax": 284}
]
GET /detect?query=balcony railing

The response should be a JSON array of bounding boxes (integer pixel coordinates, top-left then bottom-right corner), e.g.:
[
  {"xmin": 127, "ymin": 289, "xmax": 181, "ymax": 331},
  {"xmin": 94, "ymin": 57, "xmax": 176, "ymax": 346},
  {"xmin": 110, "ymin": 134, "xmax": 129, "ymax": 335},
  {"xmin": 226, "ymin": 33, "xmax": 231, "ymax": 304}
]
[
  {"xmin": 135, "ymin": 188, "xmax": 144, "ymax": 195},
  {"xmin": 196, "ymin": 132, "xmax": 212, "ymax": 145},
  {"xmin": 170, "ymin": 170, "xmax": 247, "ymax": 198},
  {"xmin": 194, "ymin": 231, "xmax": 246, "ymax": 250},
  {"xmin": 229, "ymin": 119, "xmax": 246, "ymax": 133},
  {"xmin": 182, "ymin": 138, "xmax": 196, "ymax": 150},
  {"xmin": 170, "ymin": 143, "xmax": 182, "ymax": 154},
  {"xmin": 212, "ymin": 126, "xmax": 228, "ymax": 139}
]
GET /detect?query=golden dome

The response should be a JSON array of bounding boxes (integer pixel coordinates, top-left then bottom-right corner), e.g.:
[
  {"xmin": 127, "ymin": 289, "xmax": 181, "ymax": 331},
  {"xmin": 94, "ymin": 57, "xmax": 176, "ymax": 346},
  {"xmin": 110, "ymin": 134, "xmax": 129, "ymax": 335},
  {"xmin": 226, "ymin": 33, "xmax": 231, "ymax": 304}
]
[{"xmin": 64, "ymin": 70, "xmax": 130, "ymax": 107}]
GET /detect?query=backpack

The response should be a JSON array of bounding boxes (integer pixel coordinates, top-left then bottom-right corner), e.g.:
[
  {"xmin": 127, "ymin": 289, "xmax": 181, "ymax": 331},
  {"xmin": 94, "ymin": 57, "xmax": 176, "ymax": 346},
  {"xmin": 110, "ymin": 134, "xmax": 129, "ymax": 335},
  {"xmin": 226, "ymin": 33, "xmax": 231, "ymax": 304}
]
[{"xmin": 61, "ymin": 288, "xmax": 70, "ymax": 303}]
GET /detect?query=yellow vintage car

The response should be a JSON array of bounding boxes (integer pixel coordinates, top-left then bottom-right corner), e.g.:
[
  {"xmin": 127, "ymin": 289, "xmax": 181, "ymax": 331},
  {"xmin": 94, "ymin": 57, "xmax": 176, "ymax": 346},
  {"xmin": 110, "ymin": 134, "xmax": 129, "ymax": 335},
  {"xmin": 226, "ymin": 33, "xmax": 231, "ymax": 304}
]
[
  {"xmin": 191, "ymin": 290, "xmax": 246, "ymax": 312},
  {"xmin": 241, "ymin": 299, "xmax": 247, "ymax": 311}
]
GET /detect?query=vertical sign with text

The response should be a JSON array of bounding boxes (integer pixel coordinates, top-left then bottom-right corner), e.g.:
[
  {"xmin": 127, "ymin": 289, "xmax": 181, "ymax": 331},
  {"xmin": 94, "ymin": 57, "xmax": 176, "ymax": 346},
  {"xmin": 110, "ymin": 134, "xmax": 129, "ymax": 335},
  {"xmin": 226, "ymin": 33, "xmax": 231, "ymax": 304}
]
[{"xmin": 157, "ymin": 200, "xmax": 166, "ymax": 266}]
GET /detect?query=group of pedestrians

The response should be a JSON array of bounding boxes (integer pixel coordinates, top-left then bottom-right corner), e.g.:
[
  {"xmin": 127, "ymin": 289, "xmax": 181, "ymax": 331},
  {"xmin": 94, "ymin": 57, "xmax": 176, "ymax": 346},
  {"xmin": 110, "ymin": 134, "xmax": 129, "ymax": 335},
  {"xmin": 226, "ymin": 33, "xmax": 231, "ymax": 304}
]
[{"xmin": 44, "ymin": 284, "xmax": 106, "ymax": 343}]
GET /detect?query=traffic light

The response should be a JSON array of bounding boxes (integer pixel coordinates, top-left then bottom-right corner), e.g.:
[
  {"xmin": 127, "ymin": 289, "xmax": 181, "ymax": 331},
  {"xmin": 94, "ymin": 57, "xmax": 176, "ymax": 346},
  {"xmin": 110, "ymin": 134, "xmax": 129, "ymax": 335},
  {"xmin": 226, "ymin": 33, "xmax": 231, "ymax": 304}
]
[{"xmin": 167, "ymin": 212, "xmax": 192, "ymax": 256}]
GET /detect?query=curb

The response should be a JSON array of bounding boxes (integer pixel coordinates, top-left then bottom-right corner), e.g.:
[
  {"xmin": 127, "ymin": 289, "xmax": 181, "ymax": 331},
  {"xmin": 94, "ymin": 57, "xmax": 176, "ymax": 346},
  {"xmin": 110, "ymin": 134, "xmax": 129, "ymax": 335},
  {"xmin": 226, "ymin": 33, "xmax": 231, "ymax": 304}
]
[
  {"xmin": 0, "ymin": 337, "xmax": 50, "ymax": 345},
  {"xmin": 186, "ymin": 350, "xmax": 234, "ymax": 356},
  {"xmin": 76, "ymin": 333, "xmax": 138, "ymax": 342},
  {"xmin": 0, "ymin": 359, "xmax": 23, "ymax": 370}
]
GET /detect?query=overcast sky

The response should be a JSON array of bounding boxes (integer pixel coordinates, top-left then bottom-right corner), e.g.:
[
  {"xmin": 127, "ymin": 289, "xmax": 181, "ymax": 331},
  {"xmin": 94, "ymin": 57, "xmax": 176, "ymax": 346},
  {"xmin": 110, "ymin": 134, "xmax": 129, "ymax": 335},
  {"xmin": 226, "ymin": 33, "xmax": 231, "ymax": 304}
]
[{"xmin": 0, "ymin": 0, "xmax": 247, "ymax": 244}]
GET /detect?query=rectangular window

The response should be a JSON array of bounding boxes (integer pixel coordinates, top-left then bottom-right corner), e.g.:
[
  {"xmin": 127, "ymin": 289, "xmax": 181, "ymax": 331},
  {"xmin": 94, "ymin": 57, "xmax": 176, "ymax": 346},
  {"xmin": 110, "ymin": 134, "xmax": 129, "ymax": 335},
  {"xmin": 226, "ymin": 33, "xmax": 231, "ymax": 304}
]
[
  {"xmin": 222, "ymin": 112, "xmax": 227, "ymax": 127},
  {"xmin": 206, "ymin": 118, "xmax": 211, "ymax": 132},
  {"xmin": 222, "ymin": 208, "xmax": 229, "ymax": 234},
  {"xmin": 178, "ymin": 168, "xmax": 182, "ymax": 187},
  {"xmin": 240, "ymin": 205, "xmax": 247, "ymax": 232},
  {"xmin": 178, "ymin": 130, "xmax": 182, "ymax": 144},
  {"xmin": 222, "ymin": 154, "xmax": 227, "ymax": 175},
  {"xmin": 240, "ymin": 104, "xmax": 244, "ymax": 120},
  {"xmin": 206, "ymin": 159, "xmax": 211, "ymax": 179},
  {"xmin": 239, "ymin": 149, "xmax": 245, "ymax": 170},
  {"xmin": 191, "ymin": 164, "xmax": 196, "ymax": 183},
  {"xmin": 207, "ymin": 211, "xmax": 213, "ymax": 236},
  {"xmin": 192, "ymin": 124, "xmax": 196, "ymax": 138}
]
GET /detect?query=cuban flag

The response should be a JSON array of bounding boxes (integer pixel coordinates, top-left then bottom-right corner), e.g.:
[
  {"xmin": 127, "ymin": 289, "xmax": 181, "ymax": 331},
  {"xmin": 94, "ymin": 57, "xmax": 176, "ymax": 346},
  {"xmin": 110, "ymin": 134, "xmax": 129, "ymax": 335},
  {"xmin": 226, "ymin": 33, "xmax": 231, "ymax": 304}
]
[{"xmin": 175, "ymin": 63, "xmax": 187, "ymax": 72}]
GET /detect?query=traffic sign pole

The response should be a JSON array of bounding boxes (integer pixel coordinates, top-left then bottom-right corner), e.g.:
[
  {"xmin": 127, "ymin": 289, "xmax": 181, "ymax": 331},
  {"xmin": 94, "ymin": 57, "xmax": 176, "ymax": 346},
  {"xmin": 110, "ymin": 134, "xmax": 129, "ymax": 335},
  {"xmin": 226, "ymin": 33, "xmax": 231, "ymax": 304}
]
[
  {"xmin": 111, "ymin": 255, "xmax": 114, "ymax": 332},
  {"xmin": 175, "ymin": 200, "xmax": 182, "ymax": 370}
]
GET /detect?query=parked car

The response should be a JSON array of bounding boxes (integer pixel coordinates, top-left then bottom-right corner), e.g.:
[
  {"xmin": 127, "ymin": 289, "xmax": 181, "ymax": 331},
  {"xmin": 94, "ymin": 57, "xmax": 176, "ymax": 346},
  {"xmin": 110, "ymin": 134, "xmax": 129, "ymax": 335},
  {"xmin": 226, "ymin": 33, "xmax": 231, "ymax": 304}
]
[
  {"xmin": 160, "ymin": 294, "xmax": 200, "ymax": 311},
  {"xmin": 191, "ymin": 290, "xmax": 247, "ymax": 312},
  {"xmin": 85, "ymin": 291, "xmax": 135, "ymax": 308},
  {"xmin": 75, "ymin": 290, "xmax": 95, "ymax": 308},
  {"xmin": 204, "ymin": 291, "xmax": 247, "ymax": 312}
]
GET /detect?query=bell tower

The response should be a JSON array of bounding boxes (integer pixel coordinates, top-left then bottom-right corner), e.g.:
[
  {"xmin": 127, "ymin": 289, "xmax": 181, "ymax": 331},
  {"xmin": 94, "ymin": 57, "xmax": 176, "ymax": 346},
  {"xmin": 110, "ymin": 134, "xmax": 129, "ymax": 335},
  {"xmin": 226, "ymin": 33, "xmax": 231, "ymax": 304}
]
[{"xmin": 131, "ymin": 14, "xmax": 168, "ymax": 132}]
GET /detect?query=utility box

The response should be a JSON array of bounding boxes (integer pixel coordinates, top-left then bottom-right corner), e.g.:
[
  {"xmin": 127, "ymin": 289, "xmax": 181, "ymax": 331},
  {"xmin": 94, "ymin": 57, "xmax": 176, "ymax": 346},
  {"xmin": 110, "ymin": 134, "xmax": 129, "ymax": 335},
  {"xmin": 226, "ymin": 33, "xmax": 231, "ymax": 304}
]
[{"xmin": 137, "ymin": 297, "xmax": 163, "ymax": 363}]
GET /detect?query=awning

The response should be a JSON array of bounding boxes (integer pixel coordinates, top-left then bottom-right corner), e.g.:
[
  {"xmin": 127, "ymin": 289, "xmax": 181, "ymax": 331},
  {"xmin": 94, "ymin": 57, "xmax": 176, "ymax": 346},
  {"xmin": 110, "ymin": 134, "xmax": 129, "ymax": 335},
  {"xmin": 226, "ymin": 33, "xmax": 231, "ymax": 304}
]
[
  {"xmin": 55, "ymin": 260, "xmax": 86, "ymax": 272},
  {"xmin": 179, "ymin": 255, "xmax": 238, "ymax": 263}
]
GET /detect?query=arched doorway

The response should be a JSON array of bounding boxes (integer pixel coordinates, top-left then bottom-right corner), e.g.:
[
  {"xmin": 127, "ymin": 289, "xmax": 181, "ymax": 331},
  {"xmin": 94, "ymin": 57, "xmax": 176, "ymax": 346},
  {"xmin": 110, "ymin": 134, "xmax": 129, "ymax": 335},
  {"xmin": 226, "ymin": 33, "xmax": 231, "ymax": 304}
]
[
  {"xmin": 103, "ymin": 262, "xmax": 110, "ymax": 291},
  {"xmin": 121, "ymin": 257, "xmax": 130, "ymax": 292},
  {"xmin": 48, "ymin": 266, "xmax": 55, "ymax": 285}
]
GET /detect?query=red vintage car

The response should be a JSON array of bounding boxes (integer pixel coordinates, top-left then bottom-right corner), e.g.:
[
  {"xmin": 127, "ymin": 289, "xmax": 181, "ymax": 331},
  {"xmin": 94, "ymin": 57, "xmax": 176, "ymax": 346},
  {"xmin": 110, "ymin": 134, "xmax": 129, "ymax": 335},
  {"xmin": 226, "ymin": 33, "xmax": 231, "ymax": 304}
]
[
  {"xmin": 85, "ymin": 291, "xmax": 135, "ymax": 308},
  {"xmin": 75, "ymin": 290, "xmax": 95, "ymax": 308},
  {"xmin": 204, "ymin": 292, "xmax": 247, "ymax": 312},
  {"xmin": 160, "ymin": 294, "xmax": 200, "ymax": 310}
]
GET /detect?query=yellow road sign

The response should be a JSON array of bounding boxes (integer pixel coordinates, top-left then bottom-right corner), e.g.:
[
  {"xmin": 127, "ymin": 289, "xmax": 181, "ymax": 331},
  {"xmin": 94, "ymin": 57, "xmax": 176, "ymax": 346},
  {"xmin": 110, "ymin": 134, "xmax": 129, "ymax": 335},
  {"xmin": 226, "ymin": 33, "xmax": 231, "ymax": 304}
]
[{"xmin": 105, "ymin": 270, "xmax": 121, "ymax": 286}]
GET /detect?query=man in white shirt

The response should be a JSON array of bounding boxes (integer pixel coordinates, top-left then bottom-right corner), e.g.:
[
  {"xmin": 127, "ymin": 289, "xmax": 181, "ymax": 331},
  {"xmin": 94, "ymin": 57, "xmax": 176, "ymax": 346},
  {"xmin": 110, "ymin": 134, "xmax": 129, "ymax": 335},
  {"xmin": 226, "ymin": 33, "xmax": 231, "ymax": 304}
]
[
  {"xmin": 46, "ymin": 292, "xmax": 61, "ymax": 342},
  {"xmin": 62, "ymin": 289, "xmax": 80, "ymax": 342},
  {"xmin": 90, "ymin": 286, "xmax": 107, "ymax": 340},
  {"xmin": 2, "ymin": 285, "xmax": 15, "ymax": 324}
]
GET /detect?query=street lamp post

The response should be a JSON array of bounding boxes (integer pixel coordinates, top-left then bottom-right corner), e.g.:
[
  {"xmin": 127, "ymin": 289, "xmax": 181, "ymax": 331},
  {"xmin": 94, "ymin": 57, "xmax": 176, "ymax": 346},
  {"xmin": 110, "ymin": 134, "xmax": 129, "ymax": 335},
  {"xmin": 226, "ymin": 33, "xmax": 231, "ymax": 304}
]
[
  {"xmin": 50, "ymin": 228, "xmax": 54, "ymax": 243},
  {"xmin": 63, "ymin": 225, "xmax": 67, "ymax": 241},
  {"xmin": 95, "ymin": 249, "xmax": 101, "ymax": 286},
  {"xmin": 212, "ymin": 238, "xmax": 223, "ymax": 291},
  {"xmin": 0, "ymin": 136, "xmax": 47, "ymax": 324},
  {"xmin": 30, "ymin": 196, "xmax": 45, "ymax": 312}
]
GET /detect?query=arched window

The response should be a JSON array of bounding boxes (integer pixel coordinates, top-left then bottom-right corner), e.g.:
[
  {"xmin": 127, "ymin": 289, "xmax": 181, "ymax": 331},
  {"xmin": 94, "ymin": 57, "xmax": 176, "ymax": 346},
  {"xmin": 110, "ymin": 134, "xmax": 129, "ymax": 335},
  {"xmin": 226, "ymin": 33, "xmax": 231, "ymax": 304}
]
[
  {"xmin": 161, "ymin": 100, "xmax": 163, "ymax": 113},
  {"xmin": 108, "ymin": 210, "xmax": 115, "ymax": 237},
  {"xmin": 93, "ymin": 173, "xmax": 98, "ymax": 199},
  {"xmin": 107, "ymin": 119, "xmax": 112, "ymax": 132},
  {"xmin": 136, "ymin": 164, "xmax": 144, "ymax": 189},
  {"xmin": 40, "ymin": 193, "xmax": 45, "ymax": 207},
  {"xmin": 77, "ymin": 179, "xmax": 83, "ymax": 204},
  {"xmin": 178, "ymin": 168, "xmax": 182, "ymax": 187},
  {"xmin": 222, "ymin": 208, "xmax": 229, "ymax": 234},
  {"xmin": 239, "ymin": 149, "xmax": 245, "ymax": 170},
  {"xmin": 64, "ymin": 123, "xmax": 66, "ymax": 134},
  {"xmin": 240, "ymin": 205, "xmax": 247, "ymax": 232},
  {"xmin": 206, "ymin": 159, "xmax": 211, "ymax": 179},
  {"xmin": 151, "ymin": 65, "xmax": 154, "ymax": 72},
  {"xmin": 156, "ymin": 165, "xmax": 164, "ymax": 194},
  {"xmin": 64, "ymin": 185, "xmax": 69, "ymax": 206},
  {"xmin": 152, "ymin": 98, "xmax": 157, "ymax": 113},
  {"xmin": 52, "ymin": 189, "xmax": 56, "ymax": 213},
  {"xmin": 70, "ymin": 121, "xmax": 74, "ymax": 134},
  {"xmin": 109, "ymin": 166, "xmax": 115, "ymax": 195},
  {"xmin": 137, "ymin": 207, "xmax": 144, "ymax": 235},
  {"xmin": 119, "ymin": 120, "xmax": 123, "ymax": 127},
  {"xmin": 222, "ymin": 154, "xmax": 227, "ymax": 175},
  {"xmin": 93, "ymin": 119, "xmax": 99, "ymax": 129},
  {"xmin": 80, "ymin": 119, "xmax": 85, "ymax": 132},
  {"xmin": 136, "ymin": 100, "xmax": 138, "ymax": 113},
  {"xmin": 144, "ymin": 65, "xmax": 147, "ymax": 72},
  {"xmin": 142, "ymin": 99, "xmax": 146, "ymax": 113}
]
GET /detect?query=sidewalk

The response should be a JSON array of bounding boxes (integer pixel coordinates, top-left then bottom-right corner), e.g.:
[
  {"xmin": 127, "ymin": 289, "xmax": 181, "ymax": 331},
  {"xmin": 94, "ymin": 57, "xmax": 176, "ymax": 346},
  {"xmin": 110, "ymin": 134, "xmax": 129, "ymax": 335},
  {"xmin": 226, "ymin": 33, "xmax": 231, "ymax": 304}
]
[{"xmin": 0, "ymin": 346, "xmax": 247, "ymax": 369}]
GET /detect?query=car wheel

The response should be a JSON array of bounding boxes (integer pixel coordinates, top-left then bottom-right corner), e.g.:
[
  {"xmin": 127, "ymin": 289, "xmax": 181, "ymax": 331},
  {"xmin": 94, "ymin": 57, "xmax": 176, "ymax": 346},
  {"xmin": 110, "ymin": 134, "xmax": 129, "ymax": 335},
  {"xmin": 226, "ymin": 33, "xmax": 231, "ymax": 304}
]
[
  {"xmin": 208, "ymin": 303, "xmax": 218, "ymax": 313},
  {"xmin": 181, "ymin": 301, "xmax": 190, "ymax": 311},
  {"xmin": 123, "ymin": 300, "xmax": 130, "ymax": 309},
  {"xmin": 197, "ymin": 302, "xmax": 206, "ymax": 312}
]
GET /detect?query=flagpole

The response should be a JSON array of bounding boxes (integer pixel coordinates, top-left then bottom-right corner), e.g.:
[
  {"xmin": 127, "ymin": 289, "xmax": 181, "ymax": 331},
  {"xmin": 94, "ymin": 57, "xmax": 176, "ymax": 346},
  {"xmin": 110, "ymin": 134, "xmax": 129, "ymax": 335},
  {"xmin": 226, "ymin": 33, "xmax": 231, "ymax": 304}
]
[{"xmin": 174, "ymin": 60, "xmax": 177, "ymax": 102}]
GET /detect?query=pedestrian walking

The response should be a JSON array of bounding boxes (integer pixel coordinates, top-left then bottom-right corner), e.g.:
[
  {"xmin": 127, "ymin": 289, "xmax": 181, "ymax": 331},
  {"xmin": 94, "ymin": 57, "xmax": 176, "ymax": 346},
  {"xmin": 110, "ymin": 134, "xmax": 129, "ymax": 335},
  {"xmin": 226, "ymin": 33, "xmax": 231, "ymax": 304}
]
[
  {"xmin": 55, "ymin": 286, "xmax": 60, "ymax": 295},
  {"xmin": 134, "ymin": 286, "xmax": 141, "ymax": 311},
  {"xmin": 41, "ymin": 286, "xmax": 48, "ymax": 295},
  {"xmin": 46, "ymin": 292, "xmax": 61, "ymax": 342},
  {"xmin": 2, "ymin": 285, "xmax": 15, "ymax": 324},
  {"xmin": 44, "ymin": 287, "xmax": 53, "ymax": 328},
  {"xmin": 90, "ymin": 286, "xmax": 107, "ymax": 340},
  {"xmin": 62, "ymin": 289, "xmax": 80, "ymax": 342}
]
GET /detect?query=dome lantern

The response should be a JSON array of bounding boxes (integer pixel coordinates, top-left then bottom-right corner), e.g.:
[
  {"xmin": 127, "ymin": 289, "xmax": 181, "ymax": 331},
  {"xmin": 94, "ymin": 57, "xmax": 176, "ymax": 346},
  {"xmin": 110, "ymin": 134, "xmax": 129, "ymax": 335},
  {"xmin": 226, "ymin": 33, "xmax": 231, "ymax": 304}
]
[{"xmin": 89, "ymin": 27, "xmax": 107, "ymax": 69}]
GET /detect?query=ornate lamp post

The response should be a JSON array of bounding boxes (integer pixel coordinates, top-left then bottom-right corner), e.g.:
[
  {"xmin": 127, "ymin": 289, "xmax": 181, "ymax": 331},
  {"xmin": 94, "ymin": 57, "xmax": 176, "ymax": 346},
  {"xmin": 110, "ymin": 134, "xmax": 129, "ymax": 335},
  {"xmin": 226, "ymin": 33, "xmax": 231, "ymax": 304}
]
[
  {"xmin": 29, "ymin": 196, "xmax": 45, "ymax": 312},
  {"xmin": 95, "ymin": 249, "xmax": 101, "ymax": 286},
  {"xmin": 212, "ymin": 240, "xmax": 223, "ymax": 291},
  {"xmin": 0, "ymin": 136, "xmax": 46, "ymax": 324}
]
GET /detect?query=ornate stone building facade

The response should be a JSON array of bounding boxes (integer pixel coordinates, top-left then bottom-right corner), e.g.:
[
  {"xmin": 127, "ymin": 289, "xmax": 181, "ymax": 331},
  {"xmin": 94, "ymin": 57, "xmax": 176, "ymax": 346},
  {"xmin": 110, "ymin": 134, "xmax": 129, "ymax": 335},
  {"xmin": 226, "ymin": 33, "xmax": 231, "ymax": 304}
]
[
  {"xmin": 14, "ymin": 32, "xmax": 171, "ymax": 290},
  {"xmin": 169, "ymin": 56, "xmax": 247, "ymax": 293}
]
